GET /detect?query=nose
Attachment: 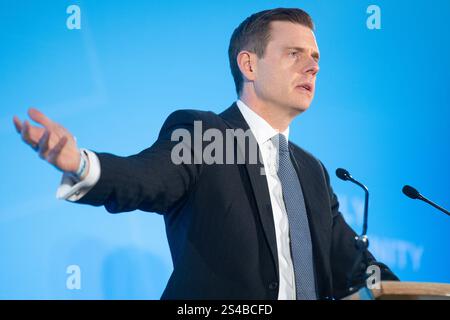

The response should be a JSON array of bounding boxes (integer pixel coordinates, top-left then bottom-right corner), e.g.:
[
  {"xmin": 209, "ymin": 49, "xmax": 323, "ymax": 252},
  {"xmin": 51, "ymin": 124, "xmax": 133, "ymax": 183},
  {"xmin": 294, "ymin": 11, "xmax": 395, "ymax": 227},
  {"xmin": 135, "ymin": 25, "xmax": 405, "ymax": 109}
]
[{"xmin": 304, "ymin": 58, "xmax": 319, "ymax": 76}]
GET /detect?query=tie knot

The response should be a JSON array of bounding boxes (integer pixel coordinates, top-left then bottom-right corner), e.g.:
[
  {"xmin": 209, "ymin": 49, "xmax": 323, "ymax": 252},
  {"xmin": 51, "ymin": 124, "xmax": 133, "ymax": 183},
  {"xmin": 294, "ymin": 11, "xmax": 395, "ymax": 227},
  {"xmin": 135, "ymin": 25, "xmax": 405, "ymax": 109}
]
[{"xmin": 273, "ymin": 134, "xmax": 289, "ymax": 153}]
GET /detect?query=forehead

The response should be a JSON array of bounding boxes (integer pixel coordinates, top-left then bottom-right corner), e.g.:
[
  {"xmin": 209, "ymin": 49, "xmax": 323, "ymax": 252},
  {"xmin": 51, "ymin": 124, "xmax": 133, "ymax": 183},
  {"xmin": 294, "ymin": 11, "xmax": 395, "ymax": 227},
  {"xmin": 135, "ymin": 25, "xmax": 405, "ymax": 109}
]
[{"xmin": 267, "ymin": 21, "xmax": 318, "ymax": 50}]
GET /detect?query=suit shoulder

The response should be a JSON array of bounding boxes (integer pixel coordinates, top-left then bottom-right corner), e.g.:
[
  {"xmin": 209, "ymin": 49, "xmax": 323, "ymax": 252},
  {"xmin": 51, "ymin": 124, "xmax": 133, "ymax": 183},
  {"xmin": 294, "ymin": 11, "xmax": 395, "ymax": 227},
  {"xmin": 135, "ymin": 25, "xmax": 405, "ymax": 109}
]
[
  {"xmin": 161, "ymin": 108, "xmax": 221, "ymax": 129},
  {"xmin": 165, "ymin": 109, "xmax": 218, "ymax": 122}
]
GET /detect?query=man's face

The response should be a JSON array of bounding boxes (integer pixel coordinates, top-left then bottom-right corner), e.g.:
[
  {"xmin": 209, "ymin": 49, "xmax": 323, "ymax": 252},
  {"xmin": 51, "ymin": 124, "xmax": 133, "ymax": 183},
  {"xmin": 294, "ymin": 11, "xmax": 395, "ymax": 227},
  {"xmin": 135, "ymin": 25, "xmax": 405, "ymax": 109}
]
[{"xmin": 253, "ymin": 21, "xmax": 320, "ymax": 115}]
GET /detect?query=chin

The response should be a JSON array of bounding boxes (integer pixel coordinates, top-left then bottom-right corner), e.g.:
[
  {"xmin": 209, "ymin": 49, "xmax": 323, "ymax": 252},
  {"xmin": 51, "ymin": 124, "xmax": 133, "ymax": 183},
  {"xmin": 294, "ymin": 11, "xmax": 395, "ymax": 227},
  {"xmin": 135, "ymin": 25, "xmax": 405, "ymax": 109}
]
[{"xmin": 290, "ymin": 101, "xmax": 311, "ymax": 113}]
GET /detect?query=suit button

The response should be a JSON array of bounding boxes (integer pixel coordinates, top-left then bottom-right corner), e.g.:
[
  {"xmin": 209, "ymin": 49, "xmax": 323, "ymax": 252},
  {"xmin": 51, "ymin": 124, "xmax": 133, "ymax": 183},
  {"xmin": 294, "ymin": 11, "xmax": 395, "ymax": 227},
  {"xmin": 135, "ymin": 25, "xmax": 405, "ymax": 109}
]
[{"xmin": 269, "ymin": 282, "xmax": 278, "ymax": 290}]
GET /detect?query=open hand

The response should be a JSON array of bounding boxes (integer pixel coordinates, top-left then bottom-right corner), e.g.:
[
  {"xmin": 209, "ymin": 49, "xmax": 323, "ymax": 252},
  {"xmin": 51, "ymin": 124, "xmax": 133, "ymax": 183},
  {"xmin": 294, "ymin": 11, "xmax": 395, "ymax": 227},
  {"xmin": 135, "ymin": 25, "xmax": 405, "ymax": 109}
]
[{"xmin": 13, "ymin": 108, "xmax": 81, "ymax": 173}]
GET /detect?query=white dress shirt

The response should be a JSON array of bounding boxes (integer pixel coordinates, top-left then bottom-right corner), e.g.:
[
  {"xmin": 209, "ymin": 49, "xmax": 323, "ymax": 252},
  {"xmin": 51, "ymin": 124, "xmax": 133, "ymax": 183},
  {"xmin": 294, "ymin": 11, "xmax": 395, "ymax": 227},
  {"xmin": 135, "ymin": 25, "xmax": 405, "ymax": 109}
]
[
  {"xmin": 236, "ymin": 100, "xmax": 296, "ymax": 300},
  {"xmin": 57, "ymin": 100, "xmax": 297, "ymax": 299},
  {"xmin": 56, "ymin": 149, "xmax": 101, "ymax": 201}
]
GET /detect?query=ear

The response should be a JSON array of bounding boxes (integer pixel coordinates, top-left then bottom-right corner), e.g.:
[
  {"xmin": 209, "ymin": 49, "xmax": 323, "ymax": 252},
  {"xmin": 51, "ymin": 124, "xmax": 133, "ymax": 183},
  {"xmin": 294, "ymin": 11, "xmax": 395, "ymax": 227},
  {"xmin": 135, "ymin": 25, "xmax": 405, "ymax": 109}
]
[{"xmin": 237, "ymin": 51, "xmax": 257, "ymax": 82}]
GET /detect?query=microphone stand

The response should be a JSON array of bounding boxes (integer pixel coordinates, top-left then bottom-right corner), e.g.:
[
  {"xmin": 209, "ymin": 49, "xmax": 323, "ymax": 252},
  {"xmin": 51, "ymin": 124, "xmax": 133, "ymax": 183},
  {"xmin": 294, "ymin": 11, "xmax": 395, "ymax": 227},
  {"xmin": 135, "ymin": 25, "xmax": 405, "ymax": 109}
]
[
  {"xmin": 336, "ymin": 169, "xmax": 372, "ymax": 294},
  {"xmin": 347, "ymin": 180, "xmax": 370, "ymax": 294}
]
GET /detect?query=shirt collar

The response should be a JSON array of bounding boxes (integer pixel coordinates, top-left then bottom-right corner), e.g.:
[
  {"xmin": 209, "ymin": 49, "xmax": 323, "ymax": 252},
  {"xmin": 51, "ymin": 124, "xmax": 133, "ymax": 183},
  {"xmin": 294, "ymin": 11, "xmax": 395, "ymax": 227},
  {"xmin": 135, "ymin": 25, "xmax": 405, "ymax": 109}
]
[{"xmin": 236, "ymin": 99, "xmax": 290, "ymax": 145}]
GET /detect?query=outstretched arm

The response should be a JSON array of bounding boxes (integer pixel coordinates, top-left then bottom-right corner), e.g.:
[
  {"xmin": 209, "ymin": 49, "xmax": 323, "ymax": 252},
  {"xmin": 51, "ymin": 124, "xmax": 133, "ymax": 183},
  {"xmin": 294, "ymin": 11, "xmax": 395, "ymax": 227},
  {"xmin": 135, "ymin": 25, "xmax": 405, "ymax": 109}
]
[{"xmin": 14, "ymin": 108, "xmax": 206, "ymax": 215}]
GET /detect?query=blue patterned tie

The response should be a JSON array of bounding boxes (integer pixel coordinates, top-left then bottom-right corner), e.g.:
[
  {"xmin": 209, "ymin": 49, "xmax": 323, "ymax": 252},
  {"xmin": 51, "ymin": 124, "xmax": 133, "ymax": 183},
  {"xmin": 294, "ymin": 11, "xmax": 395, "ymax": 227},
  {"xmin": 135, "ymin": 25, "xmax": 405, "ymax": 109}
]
[{"xmin": 273, "ymin": 134, "xmax": 317, "ymax": 300}]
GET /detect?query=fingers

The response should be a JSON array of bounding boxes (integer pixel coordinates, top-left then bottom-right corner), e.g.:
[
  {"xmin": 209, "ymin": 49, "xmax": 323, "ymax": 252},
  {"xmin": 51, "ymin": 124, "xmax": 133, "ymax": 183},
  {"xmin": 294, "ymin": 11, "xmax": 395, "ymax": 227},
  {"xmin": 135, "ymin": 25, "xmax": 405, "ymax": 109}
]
[
  {"xmin": 28, "ymin": 108, "xmax": 72, "ymax": 143},
  {"xmin": 21, "ymin": 121, "xmax": 39, "ymax": 149},
  {"xmin": 15, "ymin": 109, "xmax": 78, "ymax": 172},
  {"xmin": 13, "ymin": 116, "xmax": 23, "ymax": 133},
  {"xmin": 47, "ymin": 136, "xmax": 69, "ymax": 164},
  {"xmin": 16, "ymin": 109, "xmax": 75, "ymax": 159},
  {"xmin": 28, "ymin": 108, "xmax": 54, "ymax": 129},
  {"xmin": 36, "ymin": 129, "xmax": 70, "ymax": 166},
  {"xmin": 37, "ymin": 129, "xmax": 50, "ymax": 159}
]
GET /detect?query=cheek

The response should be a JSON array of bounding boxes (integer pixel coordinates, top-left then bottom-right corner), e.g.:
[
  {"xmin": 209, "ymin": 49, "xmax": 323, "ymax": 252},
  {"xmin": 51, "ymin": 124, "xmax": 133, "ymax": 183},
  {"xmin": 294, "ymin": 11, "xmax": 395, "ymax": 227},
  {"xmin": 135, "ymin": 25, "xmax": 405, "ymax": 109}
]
[{"xmin": 257, "ymin": 63, "xmax": 288, "ymax": 92}]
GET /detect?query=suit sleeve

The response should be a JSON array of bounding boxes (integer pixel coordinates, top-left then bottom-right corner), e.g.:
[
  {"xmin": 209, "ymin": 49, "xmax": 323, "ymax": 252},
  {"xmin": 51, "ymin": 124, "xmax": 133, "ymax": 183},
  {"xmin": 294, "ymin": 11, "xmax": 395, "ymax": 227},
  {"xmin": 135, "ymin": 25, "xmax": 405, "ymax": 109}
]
[
  {"xmin": 74, "ymin": 110, "xmax": 206, "ymax": 215},
  {"xmin": 319, "ymin": 163, "xmax": 400, "ymax": 299}
]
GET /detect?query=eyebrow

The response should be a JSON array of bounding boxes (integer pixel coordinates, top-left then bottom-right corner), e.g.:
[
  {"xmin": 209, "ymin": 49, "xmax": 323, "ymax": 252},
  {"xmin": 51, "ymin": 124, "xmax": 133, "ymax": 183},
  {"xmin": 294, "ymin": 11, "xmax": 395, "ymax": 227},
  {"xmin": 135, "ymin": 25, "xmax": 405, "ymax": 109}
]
[{"xmin": 286, "ymin": 46, "xmax": 320, "ymax": 61}]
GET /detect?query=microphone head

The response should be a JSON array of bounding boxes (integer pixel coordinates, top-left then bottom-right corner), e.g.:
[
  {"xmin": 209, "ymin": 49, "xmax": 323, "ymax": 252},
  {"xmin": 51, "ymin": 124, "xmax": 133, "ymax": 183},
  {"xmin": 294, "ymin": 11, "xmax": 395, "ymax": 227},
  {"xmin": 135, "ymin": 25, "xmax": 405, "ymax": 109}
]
[
  {"xmin": 402, "ymin": 185, "xmax": 420, "ymax": 199},
  {"xmin": 336, "ymin": 168, "xmax": 351, "ymax": 181}
]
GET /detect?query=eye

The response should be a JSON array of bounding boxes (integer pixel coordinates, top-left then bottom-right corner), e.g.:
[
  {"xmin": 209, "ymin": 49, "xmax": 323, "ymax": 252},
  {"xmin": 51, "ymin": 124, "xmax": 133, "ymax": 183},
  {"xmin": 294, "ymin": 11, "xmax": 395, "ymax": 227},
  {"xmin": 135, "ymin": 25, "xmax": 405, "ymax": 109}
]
[{"xmin": 289, "ymin": 51, "xmax": 299, "ymax": 58}]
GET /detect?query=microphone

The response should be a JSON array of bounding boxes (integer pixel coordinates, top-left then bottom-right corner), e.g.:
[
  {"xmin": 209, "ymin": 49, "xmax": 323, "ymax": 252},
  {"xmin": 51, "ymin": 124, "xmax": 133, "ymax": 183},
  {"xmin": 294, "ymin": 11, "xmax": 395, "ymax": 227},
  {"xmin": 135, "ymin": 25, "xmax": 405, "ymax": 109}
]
[
  {"xmin": 402, "ymin": 185, "xmax": 450, "ymax": 217},
  {"xmin": 335, "ymin": 168, "xmax": 371, "ymax": 293},
  {"xmin": 336, "ymin": 168, "xmax": 369, "ymax": 236},
  {"xmin": 336, "ymin": 168, "xmax": 351, "ymax": 181}
]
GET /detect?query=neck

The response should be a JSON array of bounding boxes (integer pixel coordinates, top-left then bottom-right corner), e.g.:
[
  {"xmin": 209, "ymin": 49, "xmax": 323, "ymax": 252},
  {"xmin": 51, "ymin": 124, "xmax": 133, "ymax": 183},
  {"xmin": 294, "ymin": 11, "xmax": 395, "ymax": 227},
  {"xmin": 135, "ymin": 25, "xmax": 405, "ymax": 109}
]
[{"xmin": 239, "ymin": 92, "xmax": 298, "ymax": 132}]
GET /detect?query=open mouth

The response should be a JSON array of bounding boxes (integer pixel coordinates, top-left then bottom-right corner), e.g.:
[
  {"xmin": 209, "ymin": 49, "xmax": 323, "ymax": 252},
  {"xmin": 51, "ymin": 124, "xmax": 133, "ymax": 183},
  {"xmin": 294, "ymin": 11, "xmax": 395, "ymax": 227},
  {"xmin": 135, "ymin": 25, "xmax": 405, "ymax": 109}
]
[{"xmin": 296, "ymin": 83, "xmax": 313, "ymax": 93}]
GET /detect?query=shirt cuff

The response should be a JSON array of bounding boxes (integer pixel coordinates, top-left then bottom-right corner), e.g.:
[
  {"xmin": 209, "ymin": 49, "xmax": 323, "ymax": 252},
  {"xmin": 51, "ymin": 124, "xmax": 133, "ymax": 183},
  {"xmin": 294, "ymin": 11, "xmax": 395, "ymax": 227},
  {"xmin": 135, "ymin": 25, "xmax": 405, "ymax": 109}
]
[{"xmin": 56, "ymin": 149, "xmax": 101, "ymax": 201}]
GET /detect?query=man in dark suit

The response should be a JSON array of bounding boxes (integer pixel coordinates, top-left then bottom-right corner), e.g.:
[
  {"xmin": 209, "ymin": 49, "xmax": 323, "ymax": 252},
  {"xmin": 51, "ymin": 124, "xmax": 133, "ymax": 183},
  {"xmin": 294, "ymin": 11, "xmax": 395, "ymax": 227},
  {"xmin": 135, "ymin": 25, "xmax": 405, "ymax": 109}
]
[{"xmin": 13, "ymin": 8, "xmax": 398, "ymax": 299}]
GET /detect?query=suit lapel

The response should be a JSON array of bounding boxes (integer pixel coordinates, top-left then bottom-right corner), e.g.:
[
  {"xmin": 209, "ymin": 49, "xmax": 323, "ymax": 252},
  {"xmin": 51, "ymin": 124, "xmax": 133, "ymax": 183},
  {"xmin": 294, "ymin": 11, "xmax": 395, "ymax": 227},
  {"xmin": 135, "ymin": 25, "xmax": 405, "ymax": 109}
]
[
  {"xmin": 289, "ymin": 145, "xmax": 332, "ymax": 297},
  {"xmin": 219, "ymin": 103, "xmax": 279, "ymax": 274},
  {"xmin": 289, "ymin": 148, "xmax": 330, "ymax": 246}
]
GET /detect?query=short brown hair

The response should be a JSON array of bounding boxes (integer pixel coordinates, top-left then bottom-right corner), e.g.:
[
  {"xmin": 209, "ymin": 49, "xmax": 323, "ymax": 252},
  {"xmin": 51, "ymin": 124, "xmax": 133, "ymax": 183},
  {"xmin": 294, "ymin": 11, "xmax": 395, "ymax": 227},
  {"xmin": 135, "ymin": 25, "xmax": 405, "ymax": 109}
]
[{"xmin": 228, "ymin": 8, "xmax": 314, "ymax": 95}]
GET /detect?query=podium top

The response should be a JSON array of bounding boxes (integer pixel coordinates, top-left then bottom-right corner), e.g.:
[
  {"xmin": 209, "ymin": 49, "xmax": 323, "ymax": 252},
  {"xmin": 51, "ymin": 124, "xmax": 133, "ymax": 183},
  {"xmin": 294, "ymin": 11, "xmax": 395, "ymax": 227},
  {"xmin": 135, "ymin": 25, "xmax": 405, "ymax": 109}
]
[{"xmin": 343, "ymin": 281, "xmax": 450, "ymax": 300}]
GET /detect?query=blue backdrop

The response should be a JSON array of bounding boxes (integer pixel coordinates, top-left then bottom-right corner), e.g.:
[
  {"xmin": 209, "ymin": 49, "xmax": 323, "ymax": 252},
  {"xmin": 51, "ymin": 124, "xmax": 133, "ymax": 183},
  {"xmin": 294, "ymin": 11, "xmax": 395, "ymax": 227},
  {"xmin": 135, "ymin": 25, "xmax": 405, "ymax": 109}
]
[{"xmin": 1, "ymin": 0, "xmax": 449, "ymax": 299}]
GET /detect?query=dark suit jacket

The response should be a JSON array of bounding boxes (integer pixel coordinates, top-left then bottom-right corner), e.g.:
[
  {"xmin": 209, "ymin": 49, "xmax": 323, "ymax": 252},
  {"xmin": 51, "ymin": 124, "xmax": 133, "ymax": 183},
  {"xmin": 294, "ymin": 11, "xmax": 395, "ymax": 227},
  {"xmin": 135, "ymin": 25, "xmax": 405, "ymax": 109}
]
[{"xmin": 77, "ymin": 103, "xmax": 398, "ymax": 299}]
